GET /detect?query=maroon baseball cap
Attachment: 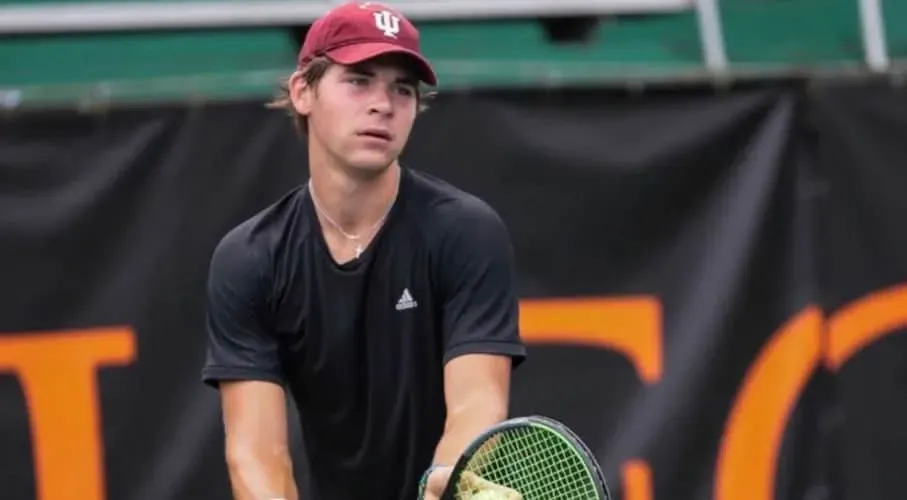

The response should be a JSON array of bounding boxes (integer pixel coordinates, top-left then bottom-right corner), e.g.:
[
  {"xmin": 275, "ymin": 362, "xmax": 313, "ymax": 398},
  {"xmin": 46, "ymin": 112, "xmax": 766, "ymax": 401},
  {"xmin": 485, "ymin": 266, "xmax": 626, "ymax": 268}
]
[{"xmin": 298, "ymin": 1, "xmax": 437, "ymax": 86}]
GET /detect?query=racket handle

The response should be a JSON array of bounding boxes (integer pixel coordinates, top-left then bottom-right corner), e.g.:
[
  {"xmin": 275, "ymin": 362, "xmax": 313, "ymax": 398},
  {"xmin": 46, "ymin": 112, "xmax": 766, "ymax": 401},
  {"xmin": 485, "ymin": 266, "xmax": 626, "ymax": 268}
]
[{"xmin": 459, "ymin": 471, "xmax": 524, "ymax": 500}]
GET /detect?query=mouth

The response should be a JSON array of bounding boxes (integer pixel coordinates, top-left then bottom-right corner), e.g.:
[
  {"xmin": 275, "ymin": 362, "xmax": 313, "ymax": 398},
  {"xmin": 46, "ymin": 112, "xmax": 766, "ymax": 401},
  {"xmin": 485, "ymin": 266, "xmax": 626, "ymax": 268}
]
[{"xmin": 357, "ymin": 129, "xmax": 393, "ymax": 141}]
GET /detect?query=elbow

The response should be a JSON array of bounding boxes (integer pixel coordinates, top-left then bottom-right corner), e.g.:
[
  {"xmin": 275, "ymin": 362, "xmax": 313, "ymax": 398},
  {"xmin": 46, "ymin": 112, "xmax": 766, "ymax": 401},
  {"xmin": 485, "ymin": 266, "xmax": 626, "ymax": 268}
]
[
  {"xmin": 487, "ymin": 404, "xmax": 508, "ymax": 424},
  {"xmin": 446, "ymin": 398, "xmax": 508, "ymax": 431},
  {"xmin": 225, "ymin": 442, "xmax": 292, "ymax": 473},
  {"xmin": 224, "ymin": 446, "xmax": 249, "ymax": 472},
  {"xmin": 224, "ymin": 444, "xmax": 295, "ymax": 499},
  {"xmin": 475, "ymin": 401, "xmax": 508, "ymax": 423}
]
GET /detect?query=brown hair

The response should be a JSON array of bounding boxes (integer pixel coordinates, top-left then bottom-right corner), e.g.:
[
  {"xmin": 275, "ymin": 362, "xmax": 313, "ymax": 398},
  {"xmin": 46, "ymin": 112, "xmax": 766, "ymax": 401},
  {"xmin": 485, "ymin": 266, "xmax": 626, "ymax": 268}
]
[{"xmin": 265, "ymin": 56, "xmax": 435, "ymax": 137}]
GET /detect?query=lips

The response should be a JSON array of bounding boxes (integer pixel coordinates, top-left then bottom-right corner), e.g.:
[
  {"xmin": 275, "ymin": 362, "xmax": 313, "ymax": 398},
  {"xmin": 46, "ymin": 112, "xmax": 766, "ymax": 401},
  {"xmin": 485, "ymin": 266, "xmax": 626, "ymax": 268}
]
[{"xmin": 358, "ymin": 128, "xmax": 392, "ymax": 141}]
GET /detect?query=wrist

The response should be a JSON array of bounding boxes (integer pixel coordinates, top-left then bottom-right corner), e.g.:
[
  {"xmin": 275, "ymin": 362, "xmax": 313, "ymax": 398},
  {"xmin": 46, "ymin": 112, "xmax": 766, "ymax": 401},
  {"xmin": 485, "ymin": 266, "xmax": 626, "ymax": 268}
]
[
  {"xmin": 418, "ymin": 465, "xmax": 436, "ymax": 498},
  {"xmin": 418, "ymin": 464, "xmax": 450, "ymax": 498}
]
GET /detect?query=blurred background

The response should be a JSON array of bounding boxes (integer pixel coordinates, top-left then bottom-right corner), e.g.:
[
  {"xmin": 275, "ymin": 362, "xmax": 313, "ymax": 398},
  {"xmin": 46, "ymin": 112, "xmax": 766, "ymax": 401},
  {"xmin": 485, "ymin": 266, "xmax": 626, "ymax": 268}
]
[{"xmin": 2, "ymin": 1, "xmax": 907, "ymax": 499}]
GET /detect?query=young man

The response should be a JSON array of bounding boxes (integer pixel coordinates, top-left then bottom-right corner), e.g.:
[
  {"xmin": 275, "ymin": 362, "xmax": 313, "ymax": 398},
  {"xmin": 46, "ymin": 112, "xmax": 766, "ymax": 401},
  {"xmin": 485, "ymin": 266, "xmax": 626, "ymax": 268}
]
[{"xmin": 200, "ymin": 2, "xmax": 526, "ymax": 499}]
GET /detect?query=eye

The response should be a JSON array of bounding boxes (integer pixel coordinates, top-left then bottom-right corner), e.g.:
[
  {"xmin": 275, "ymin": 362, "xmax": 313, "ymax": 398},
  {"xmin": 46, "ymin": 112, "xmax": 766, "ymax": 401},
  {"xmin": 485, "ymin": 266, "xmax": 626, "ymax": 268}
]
[
  {"xmin": 347, "ymin": 76, "xmax": 369, "ymax": 86},
  {"xmin": 395, "ymin": 84, "xmax": 416, "ymax": 97}
]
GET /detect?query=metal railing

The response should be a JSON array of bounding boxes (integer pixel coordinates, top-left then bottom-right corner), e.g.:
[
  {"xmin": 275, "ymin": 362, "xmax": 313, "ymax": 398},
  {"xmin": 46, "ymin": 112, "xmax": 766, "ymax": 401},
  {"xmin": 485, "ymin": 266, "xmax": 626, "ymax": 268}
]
[
  {"xmin": 0, "ymin": 0, "xmax": 891, "ymax": 73},
  {"xmin": 0, "ymin": 0, "xmax": 691, "ymax": 32},
  {"xmin": 0, "ymin": 0, "xmax": 895, "ymax": 109}
]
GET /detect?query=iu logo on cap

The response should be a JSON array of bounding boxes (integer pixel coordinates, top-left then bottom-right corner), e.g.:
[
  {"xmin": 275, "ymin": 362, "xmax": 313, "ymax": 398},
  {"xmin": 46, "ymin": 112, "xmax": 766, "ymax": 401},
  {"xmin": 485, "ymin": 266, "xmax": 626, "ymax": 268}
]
[{"xmin": 373, "ymin": 10, "xmax": 400, "ymax": 38}]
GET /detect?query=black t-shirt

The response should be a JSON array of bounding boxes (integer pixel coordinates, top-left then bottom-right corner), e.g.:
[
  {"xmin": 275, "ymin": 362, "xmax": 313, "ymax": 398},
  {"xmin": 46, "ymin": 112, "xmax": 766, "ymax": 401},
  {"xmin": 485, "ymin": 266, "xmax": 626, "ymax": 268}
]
[{"xmin": 201, "ymin": 168, "xmax": 527, "ymax": 500}]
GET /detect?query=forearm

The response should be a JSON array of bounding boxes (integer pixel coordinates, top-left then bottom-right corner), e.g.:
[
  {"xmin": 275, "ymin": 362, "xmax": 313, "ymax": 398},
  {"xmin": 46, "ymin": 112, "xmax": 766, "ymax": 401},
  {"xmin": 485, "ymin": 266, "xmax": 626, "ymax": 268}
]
[
  {"xmin": 227, "ymin": 451, "xmax": 298, "ymax": 500},
  {"xmin": 432, "ymin": 404, "xmax": 507, "ymax": 466}
]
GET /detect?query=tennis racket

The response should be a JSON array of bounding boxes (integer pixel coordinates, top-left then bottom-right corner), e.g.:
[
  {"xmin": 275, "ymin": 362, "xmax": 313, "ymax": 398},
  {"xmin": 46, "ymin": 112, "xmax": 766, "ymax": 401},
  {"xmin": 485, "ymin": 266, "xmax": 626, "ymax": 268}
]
[{"xmin": 438, "ymin": 415, "xmax": 611, "ymax": 500}]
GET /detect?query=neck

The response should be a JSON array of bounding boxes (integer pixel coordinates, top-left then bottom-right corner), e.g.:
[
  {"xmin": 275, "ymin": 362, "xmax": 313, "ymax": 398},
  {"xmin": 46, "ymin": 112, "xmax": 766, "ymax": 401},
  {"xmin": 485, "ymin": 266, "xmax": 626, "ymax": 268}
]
[{"xmin": 307, "ymin": 152, "xmax": 401, "ymax": 235}]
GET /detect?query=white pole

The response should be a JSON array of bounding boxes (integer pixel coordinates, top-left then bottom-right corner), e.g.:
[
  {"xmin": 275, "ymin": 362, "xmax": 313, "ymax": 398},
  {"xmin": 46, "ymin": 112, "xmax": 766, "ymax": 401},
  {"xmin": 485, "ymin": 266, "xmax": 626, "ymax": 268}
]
[
  {"xmin": 858, "ymin": 0, "xmax": 889, "ymax": 72},
  {"xmin": 694, "ymin": 0, "xmax": 728, "ymax": 73}
]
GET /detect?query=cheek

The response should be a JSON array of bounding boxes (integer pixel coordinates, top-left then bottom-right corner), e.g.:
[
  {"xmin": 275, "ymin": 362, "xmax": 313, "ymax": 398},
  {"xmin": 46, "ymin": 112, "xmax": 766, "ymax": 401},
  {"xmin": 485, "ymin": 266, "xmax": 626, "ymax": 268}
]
[
  {"xmin": 312, "ymin": 101, "xmax": 353, "ymax": 139},
  {"xmin": 393, "ymin": 117, "xmax": 414, "ymax": 142},
  {"xmin": 392, "ymin": 100, "xmax": 418, "ymax": 130}
]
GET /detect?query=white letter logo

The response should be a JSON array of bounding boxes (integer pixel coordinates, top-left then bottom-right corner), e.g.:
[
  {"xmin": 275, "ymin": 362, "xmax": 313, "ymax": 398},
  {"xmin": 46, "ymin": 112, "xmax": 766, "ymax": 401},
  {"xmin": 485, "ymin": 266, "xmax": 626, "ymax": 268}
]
[{"xmin": 373, "ymin": 10, "xmax": 400, "ymax": 38}]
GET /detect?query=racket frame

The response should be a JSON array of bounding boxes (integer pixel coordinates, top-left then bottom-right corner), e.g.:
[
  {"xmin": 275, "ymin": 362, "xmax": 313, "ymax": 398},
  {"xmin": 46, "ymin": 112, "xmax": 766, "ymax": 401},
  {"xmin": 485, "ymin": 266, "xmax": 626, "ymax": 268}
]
[{"xmin": 438, "ymin": 415, "xmax": 611, "ymax": 500}]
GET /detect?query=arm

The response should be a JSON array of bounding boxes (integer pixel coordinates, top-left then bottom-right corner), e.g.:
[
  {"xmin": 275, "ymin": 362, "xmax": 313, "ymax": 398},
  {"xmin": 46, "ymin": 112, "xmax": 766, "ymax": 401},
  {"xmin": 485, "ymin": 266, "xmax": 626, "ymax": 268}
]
[
  {"xmin": 431, "ymin": 353, "xmax": 512, "ymax": 466},
  {"xmin": 221, "ymin": 381, "xmax": 297, "ymax": 500},
  {"xmin": 200, "ymin": 227, "xmax": 298, "ymax": 500},
  {"xmin": 425, "ymin": 198, "xmax": 527, "ymax": 495}
]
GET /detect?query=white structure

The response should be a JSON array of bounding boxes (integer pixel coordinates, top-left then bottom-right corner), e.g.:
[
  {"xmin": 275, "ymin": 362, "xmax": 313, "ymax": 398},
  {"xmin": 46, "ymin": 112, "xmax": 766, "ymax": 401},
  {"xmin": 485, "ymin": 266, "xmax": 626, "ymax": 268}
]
[{"xmin": 0, "ymin": 0, "xmax": 889, "ymax": 73}]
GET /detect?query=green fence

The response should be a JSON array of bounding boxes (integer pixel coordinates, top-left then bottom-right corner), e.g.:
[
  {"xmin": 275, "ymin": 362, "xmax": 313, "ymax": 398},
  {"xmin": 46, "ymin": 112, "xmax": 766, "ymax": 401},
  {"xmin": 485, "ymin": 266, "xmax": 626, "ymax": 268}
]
[{"xmin": 1, "ymin": 0, "xmax": 904, "ymax": 107}]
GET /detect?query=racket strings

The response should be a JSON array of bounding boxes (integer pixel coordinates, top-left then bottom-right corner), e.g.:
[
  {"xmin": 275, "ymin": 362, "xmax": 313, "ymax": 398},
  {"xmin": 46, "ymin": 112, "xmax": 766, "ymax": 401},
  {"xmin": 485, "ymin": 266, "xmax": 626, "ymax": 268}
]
[{"xmin": 457, "ymin": 426, "xmax": 599, "ymax": 499}]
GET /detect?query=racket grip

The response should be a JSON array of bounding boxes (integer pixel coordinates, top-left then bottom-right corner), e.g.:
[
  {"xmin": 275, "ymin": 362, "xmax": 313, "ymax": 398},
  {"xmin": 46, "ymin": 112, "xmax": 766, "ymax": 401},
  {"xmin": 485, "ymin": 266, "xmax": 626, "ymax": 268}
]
[{"xmin": 460, "ymin": 471, "xmax": 524, "ymax": 500}]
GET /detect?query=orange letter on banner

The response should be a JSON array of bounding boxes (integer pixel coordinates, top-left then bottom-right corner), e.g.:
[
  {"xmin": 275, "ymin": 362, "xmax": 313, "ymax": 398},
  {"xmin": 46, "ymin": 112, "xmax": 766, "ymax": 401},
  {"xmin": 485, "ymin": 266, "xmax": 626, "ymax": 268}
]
[
  {"xmin": 715, "ymin": 284, "xmax": 907, "ymax": 500},
  {"xmin": 621, "ymin": 460, "xmax": 654, "ymax": 500},
  {"xmin": 519, "ymin": 297, "xmax": 662, "ymax": 383},
  {"xmin": 714, "ymin": 307, "xmax": 823, "ymax": 500},
  {"xmin": 825, "ymin": 284, "xmax": 907, "ymax": 371},
  {"xmin": 520, "ymin": 296, "xmax": 662, "ymax": 500},
  {"xmin": 0, "ymin": 327, "xmax": 136, "ymax": 500}
]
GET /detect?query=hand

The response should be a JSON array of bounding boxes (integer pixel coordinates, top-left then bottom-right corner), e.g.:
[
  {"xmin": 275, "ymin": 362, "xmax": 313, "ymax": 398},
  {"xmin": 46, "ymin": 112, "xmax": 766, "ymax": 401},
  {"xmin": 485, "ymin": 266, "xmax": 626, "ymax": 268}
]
[{"xmin": 422, "ymin": 465, "xmax": 453, "ymax": 500}]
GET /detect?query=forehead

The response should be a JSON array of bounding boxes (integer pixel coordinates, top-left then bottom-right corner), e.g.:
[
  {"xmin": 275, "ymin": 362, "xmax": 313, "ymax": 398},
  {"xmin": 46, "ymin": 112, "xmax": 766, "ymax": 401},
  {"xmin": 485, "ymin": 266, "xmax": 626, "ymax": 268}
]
[{"xmin": 338, "ymin": 53, "xmax": 420, "ymax": 81}]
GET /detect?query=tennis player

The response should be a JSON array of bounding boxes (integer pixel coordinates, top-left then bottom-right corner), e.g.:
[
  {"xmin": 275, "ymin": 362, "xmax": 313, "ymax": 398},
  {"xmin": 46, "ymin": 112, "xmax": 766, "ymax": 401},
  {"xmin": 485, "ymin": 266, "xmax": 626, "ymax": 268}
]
[{"xmin": 200, "ymin": 2, "xmax": 526, "ymax": 499}]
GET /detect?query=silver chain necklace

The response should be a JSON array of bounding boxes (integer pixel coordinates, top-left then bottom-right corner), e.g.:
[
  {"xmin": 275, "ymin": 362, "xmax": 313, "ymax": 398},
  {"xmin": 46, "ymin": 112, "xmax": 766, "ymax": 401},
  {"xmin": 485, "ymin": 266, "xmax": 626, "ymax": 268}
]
[{"xmin": 308, "ymin": 173, "xmax": 400, "ymax": 258}]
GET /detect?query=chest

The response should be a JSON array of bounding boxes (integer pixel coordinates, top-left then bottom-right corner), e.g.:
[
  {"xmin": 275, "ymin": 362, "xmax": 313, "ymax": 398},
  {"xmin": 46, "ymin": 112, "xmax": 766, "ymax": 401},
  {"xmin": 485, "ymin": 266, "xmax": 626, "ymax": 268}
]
[{"xmin": 273, "ymin": 228, "xmax": 443, "ymax": 371}]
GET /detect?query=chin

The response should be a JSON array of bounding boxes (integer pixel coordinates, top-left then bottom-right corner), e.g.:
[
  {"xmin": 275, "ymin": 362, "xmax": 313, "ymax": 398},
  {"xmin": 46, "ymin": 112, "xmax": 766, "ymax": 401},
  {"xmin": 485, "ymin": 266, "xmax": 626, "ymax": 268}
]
[{"xmin": 345, "ymin": 152, "xmax": 397, "ymax": 175}]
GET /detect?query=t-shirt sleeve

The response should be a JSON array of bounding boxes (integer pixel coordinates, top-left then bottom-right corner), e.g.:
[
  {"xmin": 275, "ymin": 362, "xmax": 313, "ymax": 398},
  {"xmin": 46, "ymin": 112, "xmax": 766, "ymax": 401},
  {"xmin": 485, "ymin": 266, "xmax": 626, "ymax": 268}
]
[
  {"xmin": 200, "ymin": 227, "xmax": 284, "ymax": 389},
  {"xmin": 436, "ymin": 198, "xmax": 527, "ymax": 368}
]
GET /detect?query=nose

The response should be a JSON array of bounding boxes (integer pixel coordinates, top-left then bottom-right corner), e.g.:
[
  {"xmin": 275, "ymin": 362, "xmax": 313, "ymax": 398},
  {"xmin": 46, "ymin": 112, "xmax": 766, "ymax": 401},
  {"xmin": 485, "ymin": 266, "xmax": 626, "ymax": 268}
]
[{"xmin": 368, "ymin": 87, "xmax": 394, "ymax": 116}]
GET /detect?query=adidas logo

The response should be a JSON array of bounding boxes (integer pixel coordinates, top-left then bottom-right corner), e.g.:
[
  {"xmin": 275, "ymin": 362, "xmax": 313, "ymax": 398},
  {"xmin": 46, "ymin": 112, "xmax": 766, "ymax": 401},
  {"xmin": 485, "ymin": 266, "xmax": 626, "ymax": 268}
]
[{"xmin": 395, "ymin": 288, "xmax": 418, "ymax": 311}]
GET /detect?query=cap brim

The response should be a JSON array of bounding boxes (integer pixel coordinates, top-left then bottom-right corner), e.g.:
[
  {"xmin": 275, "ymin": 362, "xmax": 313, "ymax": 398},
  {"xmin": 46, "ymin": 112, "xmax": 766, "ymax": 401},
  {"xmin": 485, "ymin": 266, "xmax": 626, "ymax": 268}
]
[{"xmin": 326, "ymin": 43, "xmax": 438, "ymax": 87}]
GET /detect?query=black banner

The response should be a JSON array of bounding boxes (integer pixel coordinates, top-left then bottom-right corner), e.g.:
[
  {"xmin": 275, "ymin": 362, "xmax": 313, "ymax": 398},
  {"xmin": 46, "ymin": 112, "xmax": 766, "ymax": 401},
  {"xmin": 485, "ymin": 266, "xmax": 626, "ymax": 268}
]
[{"xmin": 1, "ymin": 81, "xmax": 906, "ymax": 500}]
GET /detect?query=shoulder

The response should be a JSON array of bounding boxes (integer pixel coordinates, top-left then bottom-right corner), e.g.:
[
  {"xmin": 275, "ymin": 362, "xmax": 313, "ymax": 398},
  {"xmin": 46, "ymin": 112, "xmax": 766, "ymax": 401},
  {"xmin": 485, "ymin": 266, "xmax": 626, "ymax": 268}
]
[
  {"xmin": 403, "ymin": 169, "xmax": 509, "ymax": 246},
  {"xmin": 209, "ymin": 185, "xmax": 310, "ymax": 287}
]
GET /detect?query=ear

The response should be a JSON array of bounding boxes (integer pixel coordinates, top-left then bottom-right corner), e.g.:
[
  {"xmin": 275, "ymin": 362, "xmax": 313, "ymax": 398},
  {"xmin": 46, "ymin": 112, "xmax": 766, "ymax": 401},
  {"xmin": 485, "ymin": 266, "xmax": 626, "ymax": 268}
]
[{"xmin": 288, "ymin": 70, "xmax": 313, "ymax": 117}]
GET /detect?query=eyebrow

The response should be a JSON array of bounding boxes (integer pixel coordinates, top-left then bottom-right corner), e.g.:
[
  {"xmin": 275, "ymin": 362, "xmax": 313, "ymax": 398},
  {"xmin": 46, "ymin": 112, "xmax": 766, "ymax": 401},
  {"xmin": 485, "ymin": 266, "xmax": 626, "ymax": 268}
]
[{"xmin": 346, "ymin": 65, "xmax": 418, "ymax": 86}]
